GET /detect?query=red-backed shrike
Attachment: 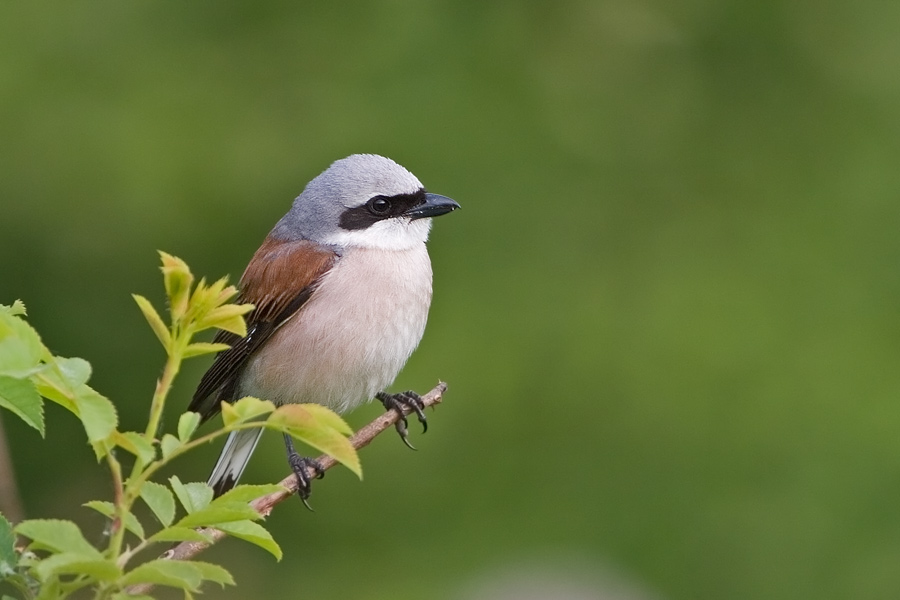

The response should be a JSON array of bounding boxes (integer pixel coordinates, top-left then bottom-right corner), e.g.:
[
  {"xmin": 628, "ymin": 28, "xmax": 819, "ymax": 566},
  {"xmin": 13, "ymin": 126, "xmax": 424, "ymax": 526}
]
[{"xmin": 189, "ymin": 154, "xmax": 459, "ymax": 501}]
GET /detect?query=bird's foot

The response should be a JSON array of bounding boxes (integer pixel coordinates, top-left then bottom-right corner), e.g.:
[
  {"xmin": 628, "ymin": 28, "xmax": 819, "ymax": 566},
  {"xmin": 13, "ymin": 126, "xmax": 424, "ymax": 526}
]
[
  {"xmin": 376, "ymin": 390, "xmax": 427, "ymax": 450},
  {"xmin": 288, "ymin": 454, "xmax": 325, "ymax": 510},
  {"xmin": 284, "ymin": 434, "xmax": 324, "ymax": 510}
]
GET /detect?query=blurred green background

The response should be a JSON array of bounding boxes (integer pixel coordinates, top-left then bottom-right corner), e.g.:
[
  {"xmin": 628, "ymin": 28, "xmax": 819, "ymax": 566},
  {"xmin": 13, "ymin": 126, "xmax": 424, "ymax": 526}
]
[{"xmin": 3, "ymin": 1, "xmax": 900, "ymax": 598}]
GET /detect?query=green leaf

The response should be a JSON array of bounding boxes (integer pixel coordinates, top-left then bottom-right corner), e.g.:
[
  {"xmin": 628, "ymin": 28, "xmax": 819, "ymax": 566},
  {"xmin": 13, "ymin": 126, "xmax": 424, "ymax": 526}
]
[
  {"xmin": 0, "ymin": 513, "xmax": 16, "ymax": 573},
  {"xmin": 132, "ymin": 294, "xmax": 171, "ymax": 350},
  {"xmin": 159, "ymin": 252, "xmax": 195, "ymax": 322},
  {"xmin": 177, "ymin": 412, "xmax": 201, "ymax": 442},
  {"xmin": 295, "ymin": 402, "xmax": 353, "ymax": 436},
  {"xmin": 140, "ymin": 481, "xmax": 176, "ymax": 527},
  {"xmin": 33, "ymin": 375, "xmax": 75, "ymax": 413},
  {"xmin": 0, "ymin": 312, "xmax": 44, "ymax": 379},
  {"xmin": 148, "ymin": 526, "xmax": 213, "ymax": 544},
  {"xmin": 112, "ymin": 431, "xmax": 157, "ymax": 465},
  {"xmin": 120, "ymin": 559, "xmax": 203, "ymax": 591},
  {"xmin": 49, "ymin": 356, "xmax": 91, "ymax": 389},
  {"xmin": 196, "ymin": 300, "xmax": 253, "ymax": 336},
  {"xmin": 0, "ymin": 375, "xmax": 44, "ymax": 435},
  {"xmin": 182, "ymin": 342, "xmax": 231, "ymax": 358},
  {"xmin": 169, "ymin": 477, "xmax": 213, "ymax": 514},
  {"xmin": 215, "ymin": 484, "xmax": 287, "ymax": 504},
  {"xmin": 0, "ymin": 300, "xmax": 27, "ymax": 316},
  {"xmin": 190, "ymin": 561, "xmax": 234, "ymax": 587},
  {"xmin": 221, "ymin": 396, "xmax": 275, "ymax": 427},
  {"xmin": 160, "ymin": 434, "xmax": 181, "ymax": 460},
  {"xmin": 33, "ymin": 552, "xmax": 121, "ymax": 582},
  {"xmin": 119, "ymin": 558, "xmax": 232, "ymax": 591},
  {"xmin": 215, "ymin": 520, "xmax": 282, "ymax": 560},
  {"xmin": 34, "ymin": 357, "xmax": 117, "ymax": 445},
  {"xmin": 185, "ymin": 276, "xmax": 212, "ymax": 318},
  {"xmin": 176, "ymin": 503, "xmax": 260, "ymax": 529},
  {"xmin": 268, "ymin": 404, "xmax": 361, "ymax": 478},
  {"xmin": 15, "ymin": 519, "xmax": 102, "ymax": 557},
  {"xmin": 72, "ymin": 386, "xmax": 118, "ymax": 444},
  {"xmin": 83, "ymin": 501, "xmax": 145, "ymax": 540}
]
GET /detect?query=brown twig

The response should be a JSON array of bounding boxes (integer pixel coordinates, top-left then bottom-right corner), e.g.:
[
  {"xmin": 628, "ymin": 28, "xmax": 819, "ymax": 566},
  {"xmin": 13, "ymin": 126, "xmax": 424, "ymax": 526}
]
[{"xmin": 130, "ymin": 381, "xmax": 447, "ymax": 592}]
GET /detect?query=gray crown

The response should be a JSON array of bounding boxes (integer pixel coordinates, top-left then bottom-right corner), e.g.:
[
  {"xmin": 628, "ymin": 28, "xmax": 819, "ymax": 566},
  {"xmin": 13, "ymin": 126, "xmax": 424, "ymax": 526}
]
[{"xmin": 271, "ymin": 154, "xmax": 423, "ymax": 243}]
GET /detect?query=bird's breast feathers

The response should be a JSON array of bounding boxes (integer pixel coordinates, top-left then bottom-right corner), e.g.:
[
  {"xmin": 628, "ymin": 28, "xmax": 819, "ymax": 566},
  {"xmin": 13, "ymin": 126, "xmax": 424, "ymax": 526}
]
[{"xmin": 239, "ymin": 244, "xmax": 433, "ymax": 412}]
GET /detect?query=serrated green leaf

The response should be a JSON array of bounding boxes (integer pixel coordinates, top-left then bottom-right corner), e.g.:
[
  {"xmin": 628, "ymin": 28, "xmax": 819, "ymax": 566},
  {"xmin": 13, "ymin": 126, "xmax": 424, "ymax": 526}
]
[
  {"xmin": 0, "ymin": 375, "xmax": 44, "ymax": 435},
  {"xmin": 50, "ymin": 356, "xmax": 91, "ymax": 390},
  {"xmin": 33, "ymin": 375, "xmax": 75, "ymax": 413},
  {"xmin": 221, "ymin": 396, "xmax": 275, "ymax": 427},
  {"xmin": 169, "ymin": 477, "xmax": 213, "ymax": 514},
  {"xmin": 159, "ymin": 252, "xmax": 194, "ymax": 322},
  {"xmin": 112, "ymin": 431, "xmax": 157, "ymax": 465},
  {"xmin": 182, "ymin": 342, "xmax": 231, "ymax": 358},
  {"xmin": 0, "ymin": 513, "xmax": 16, "ymax": 571},
  {"xmin": 214, "ymin": 484, "xmax": 287, "ymax": 505},
  {"xmin": 177, "ymin": 412, "xmax": 201, "ymax": 443},
  {"xmin": 215, "ymin": 520, "xmax": 282, "ymax": 560},
  {"xmin": 0, "ymin": 312, "xmax": 44, "ymax": 379},
  {"xmin": 33, "ymin": 552, "xmax": 121, "ymax": 582},
  {"xmin": 140, "ymin": 481, "xmax": 176, "ymax": 527},
  {"xmin": 191, "ymin": 561, "xmax": 234, "ymax": 587},
  {"xmin": 132, "ymin": 294, "xmax": 171, "ymax": 349},
  {"xmin": 126, "ymin": 508, "xmax": 146, "ymax": 539},
  {"xmin": 197, "ymin": 304, "xmax": 253, "ymax": 336},
  {"xmin": 120, "ymin": 559, "xmax": 203, "ymax": 591},
  {"xmin": 176, "ymin": 503, "xmax": 260, "ymax": 528},
  {"xmin": 147, "ymin": 526, "xmax": 213, "ymax": 544},
  {"xmin": 15, "ymin": 519, "xmax": 101, "ymax": 557},
  {"xmin": 268, "ymin": 405, "xmax": 361, "ymax": 478},
  {"xmin": 295, "ymin": 402, "xmax": 353, "ymax": 436},
  {"xmin": 0, "ymin": 300, "xmax": 26, "ymax": 317},
  {"xmin": 160, "ymin": 434, "xmax": 181, "ymax": 460},
  {"xmin": 83, "ymin": 501, "xmax": 145, "ymax": 540},
  {"xmin": 186, "ymin": 276, "xmax": 210, "ymax": 315},
  {"xmin": 72, "ymin": 386, "xmax": 117, "ymax": 444},
  {"xmin": 206, "ymin": 277, "xmax": 231, "ymax": 304},
  {"xmin": 34, "ymin": 357, "xmax": 117, "ymax": 446}
]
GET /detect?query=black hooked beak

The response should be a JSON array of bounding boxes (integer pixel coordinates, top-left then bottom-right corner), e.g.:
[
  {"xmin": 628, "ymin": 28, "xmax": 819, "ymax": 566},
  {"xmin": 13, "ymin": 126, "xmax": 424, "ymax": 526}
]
[{"xmin": 405, "ymin": 193, "xmax": 460, "ymax": 220}]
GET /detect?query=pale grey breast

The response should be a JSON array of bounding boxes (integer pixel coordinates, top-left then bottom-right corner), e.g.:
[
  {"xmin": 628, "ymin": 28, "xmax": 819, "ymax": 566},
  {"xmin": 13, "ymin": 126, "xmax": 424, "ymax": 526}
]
[{"xmin": 238, "ymin": 244, "xmax": 433, "ymax": 413}]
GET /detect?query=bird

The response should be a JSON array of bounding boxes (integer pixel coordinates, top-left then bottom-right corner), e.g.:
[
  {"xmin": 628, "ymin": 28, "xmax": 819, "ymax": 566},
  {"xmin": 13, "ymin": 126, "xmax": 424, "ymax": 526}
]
[{"xmin": 189, "ymin": 154, "xmax": 459, "ymax": 504}]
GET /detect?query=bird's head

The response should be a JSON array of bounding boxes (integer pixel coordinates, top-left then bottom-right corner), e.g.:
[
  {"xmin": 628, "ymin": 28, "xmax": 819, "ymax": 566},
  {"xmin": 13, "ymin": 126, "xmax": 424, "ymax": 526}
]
[{"xmin": 273, "ymin": 154, "xmax": 459, "ymax": 251}]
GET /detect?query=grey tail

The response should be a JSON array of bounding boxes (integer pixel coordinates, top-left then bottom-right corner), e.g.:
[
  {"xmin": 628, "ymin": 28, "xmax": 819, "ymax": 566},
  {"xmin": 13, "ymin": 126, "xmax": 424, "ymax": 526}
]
[{"xmin": 208, "ymin": 428, "xmax": 264, "ymax": 497}]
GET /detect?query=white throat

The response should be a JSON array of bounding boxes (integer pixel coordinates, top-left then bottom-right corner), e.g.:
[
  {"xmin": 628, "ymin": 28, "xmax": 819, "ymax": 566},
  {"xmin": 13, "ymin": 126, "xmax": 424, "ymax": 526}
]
[{"xmin": 322, "ymin": 217, "xmax": 433, "ymax": 251}]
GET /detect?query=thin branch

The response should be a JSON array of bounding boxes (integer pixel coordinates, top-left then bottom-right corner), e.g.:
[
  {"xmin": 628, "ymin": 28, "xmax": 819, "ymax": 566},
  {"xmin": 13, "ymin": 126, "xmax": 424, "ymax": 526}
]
[{"xmin": 146, "ymin": 381, "xmax": 447, "ymax": 565}]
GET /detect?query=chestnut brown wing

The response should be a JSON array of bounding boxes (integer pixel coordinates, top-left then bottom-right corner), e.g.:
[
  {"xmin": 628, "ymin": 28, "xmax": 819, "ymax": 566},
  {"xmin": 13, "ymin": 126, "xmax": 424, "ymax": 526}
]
[{"xmin": 189, "ymin": 237, "xmax": 337, "ymax": 423}]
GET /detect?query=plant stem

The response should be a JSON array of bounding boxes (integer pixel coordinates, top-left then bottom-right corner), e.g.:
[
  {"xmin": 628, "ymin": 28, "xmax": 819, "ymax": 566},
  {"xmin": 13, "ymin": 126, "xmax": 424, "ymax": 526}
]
[
  {"xmin": 144, "ymin": 345, "xmax": 183, "ymax": 441},
  {"xmin": 129, "ymin": 333, "xmax": 187, "ymax": 483},
  {"xmin": 105, "ymin": 452, "xmax": 127, "ymax": 558}
]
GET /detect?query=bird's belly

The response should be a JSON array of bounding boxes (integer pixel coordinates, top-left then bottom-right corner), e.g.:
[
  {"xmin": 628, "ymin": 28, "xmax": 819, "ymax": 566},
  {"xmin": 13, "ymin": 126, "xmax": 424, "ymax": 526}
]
[{"xmin": 238, "ymin": 246, "xmax": 433, "ymax": 413}]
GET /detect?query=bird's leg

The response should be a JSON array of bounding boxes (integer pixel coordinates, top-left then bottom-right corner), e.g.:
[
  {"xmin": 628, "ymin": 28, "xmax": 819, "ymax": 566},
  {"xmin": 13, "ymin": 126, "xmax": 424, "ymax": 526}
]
[
  {"xmin": 376, "ymin": 390, "xmax": 427, "ymax": 450},
  {"xmin": 283, "ymin": 433, "xmax": 325, "ymax": 510}
]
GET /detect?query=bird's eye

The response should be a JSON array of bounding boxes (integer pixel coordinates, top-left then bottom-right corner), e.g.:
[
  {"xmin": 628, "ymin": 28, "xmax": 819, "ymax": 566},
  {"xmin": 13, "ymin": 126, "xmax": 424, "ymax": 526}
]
[{"xmin": 367, "ymin": 196, "xmax": 392, "ymax": 216}]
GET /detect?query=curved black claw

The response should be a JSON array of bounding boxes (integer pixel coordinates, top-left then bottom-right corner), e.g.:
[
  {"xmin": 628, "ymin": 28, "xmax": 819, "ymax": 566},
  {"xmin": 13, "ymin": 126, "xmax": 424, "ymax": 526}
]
[
  {"xmin": 376, "ymin": 390, "xmax": 428, "ymax": 450},
  {"xmin": 284, "ymin": 433, "xmax": 324, "ymax": 510}
]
